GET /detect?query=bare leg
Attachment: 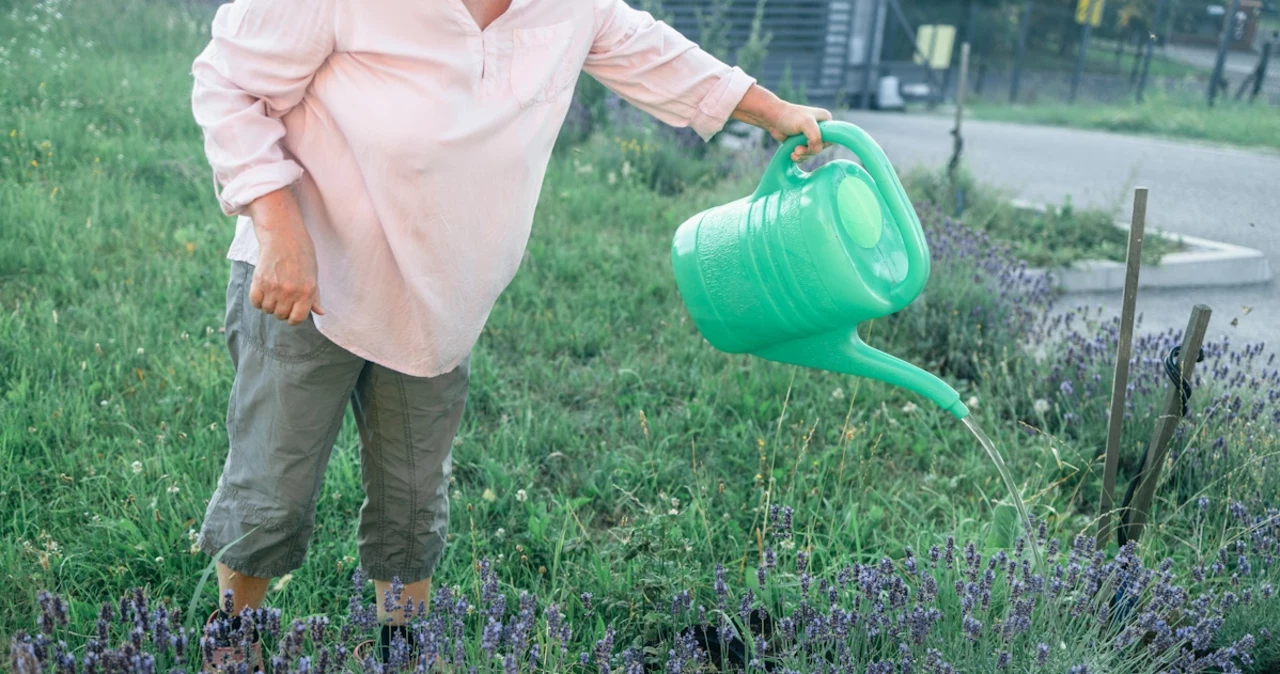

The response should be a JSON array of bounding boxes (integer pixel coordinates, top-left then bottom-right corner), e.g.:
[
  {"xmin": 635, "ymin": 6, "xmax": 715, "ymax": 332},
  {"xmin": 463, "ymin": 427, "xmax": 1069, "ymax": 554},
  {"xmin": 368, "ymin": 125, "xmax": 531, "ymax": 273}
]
[
  {"xmin": 216, "ymin": 561, "xmax": 272, "ymax": 615},
  {"xmin": 374, "ymin": 577, "xmax": 433, "ymax": 624}
]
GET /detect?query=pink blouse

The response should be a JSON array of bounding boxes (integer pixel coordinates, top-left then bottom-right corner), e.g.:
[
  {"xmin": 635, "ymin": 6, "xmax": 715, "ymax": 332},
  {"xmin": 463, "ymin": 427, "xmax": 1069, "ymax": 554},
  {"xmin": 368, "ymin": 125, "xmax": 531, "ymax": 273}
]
[{"xmin": 192, "ymin": 0, "xmax": 755, "ymax": 377}]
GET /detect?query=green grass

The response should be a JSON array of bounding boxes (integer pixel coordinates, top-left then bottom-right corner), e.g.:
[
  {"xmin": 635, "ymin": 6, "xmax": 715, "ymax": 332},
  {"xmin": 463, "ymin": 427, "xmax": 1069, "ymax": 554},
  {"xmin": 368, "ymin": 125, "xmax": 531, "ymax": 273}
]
[
  {"xmin": 967, "ymin": 91, "xmax": 1280, "ymax": 151},
  {"xmin": 3, "ymin": 1, "xmax": 1279, "ymax": 671},
  {"xmin": 1018, "ymin": 43, "xmax": 1208, "ymax": 79},
  {"xmin": 0, "ymin": 0, "xmax": 1058, "ymax": 644}
]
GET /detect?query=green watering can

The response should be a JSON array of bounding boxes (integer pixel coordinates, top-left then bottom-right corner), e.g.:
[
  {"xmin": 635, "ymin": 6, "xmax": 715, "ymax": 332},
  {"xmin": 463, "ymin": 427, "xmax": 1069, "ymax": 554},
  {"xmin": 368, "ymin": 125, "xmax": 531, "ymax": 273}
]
[{"xmin": 671, "ymin": 120, "xmax": 969, "ymax": 420}]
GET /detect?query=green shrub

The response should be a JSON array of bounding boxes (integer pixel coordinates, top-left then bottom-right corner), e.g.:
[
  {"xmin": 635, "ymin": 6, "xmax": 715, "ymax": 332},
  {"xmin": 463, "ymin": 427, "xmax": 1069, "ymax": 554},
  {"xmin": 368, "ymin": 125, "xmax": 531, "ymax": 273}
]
[
  {"xmin": 693, "ymin": 0, "xmax": 733, "ymax": 62},
  {"xmin": 735, "ymin": 0, "xmax": 773, "ymax": 78},
  {"xmin": 882, "ymin": 202, "xmax": 1055, "ymax": 383},
  {"xmin": 561, "ymin": 127, "xmax": 727, "ymax": 197},
  {"xmin": 1218, "ymin": 590, "xmax": 1280, "ymax": 673}
]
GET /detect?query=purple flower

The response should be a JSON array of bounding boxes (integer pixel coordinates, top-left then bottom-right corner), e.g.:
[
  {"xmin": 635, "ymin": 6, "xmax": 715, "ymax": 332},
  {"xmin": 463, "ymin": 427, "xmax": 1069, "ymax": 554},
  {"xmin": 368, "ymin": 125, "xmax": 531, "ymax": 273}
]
[
  {"xmin": 594, "ymin": 627, "xmax": 615, "ymax": 674},
  {"xmin": 713, "ymin": 565, "xmax": 727, "ymax": 608},
  {"xmin": 481, "ymin": 618, "xmax": 502, "ymax": 658},
  {"xmin": 962, "ymin": 615, "xmax": 982, "ymax": 641}
]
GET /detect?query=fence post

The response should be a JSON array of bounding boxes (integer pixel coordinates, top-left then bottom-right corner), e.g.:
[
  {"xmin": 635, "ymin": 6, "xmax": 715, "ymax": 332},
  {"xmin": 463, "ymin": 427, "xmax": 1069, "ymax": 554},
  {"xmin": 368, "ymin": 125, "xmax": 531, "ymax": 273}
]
[
  {"xmin": 1129, "ymin": 31, "xmax": 1143, "ymax": 83},
  {"xmin": 860, "ymin": 0, "xmax": 883, "ymax": 110},
  {"xmin": 1136, "ymin": 0, "xmax": 1167, "ymax": 102},
  {"xmin": 1251, "ymin": 38, "xmax": 1273, "ymax": 102},
  {"xmin": 1209, "ymin": 0, "xmax": 1243, "ymax": 106},
  {"xmin": 949, "ymin": 42, "xmax": 970, "ymax": 178},
  {"xmin": 1010, "ymin": 0, "xmax": 1033, "ymax": 103},
  {"xmin": 1070, "ymin": 15, "xmax": 1093, "ymax": 103}
]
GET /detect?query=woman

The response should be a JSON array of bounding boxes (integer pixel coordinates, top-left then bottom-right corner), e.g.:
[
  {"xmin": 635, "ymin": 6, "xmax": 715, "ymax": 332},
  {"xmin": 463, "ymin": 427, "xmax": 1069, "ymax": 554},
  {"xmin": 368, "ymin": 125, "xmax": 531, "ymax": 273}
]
[{"xmin": 192, "ymin": 0, "xmax": 831, "ymax": 668}]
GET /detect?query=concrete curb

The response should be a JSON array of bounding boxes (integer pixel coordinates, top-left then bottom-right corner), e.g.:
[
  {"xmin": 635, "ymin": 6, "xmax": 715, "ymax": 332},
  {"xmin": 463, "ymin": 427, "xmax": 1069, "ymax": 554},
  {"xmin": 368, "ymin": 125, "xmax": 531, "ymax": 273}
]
[{"xmin": 1011, "ymin": 199, "xmax": 1272, "ymax": 293}]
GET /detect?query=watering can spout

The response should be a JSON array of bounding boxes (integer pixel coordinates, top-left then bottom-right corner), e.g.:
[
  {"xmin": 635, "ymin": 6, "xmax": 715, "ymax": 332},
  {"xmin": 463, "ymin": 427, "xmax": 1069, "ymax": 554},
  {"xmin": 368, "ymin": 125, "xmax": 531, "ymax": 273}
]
[{"xmin": 752, "ymin": 328, "xmax": 970, "ymax": 420}]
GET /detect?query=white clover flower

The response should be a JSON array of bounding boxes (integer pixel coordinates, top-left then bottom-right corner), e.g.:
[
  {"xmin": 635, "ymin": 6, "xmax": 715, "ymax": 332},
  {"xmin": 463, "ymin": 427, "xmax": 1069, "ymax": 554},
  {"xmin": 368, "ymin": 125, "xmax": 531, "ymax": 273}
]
[
  {"xmin": 515, "ymin": 489, "xmax": 527, "ymax": 503},
  {"xmin": 166, "ymin": 484, "xmax": 179, "ymax": 495},
  {"xmin": 966, "ymin": 395, "xmax": 979, "ymax": 408},
  {"xmin": 901, "ymin": 402, "xmax": 918, "ymax": 414},
  {"xmin": 131, "ymin": 461, "xmax": 143, "ymax": 474},
  {"xmin": 831, "ymin": 388, "xmax": 844, "ymax": 400},
  {"xmin": 1034, "ymin": 399, "xmax": 1051, "ymax": 414}
]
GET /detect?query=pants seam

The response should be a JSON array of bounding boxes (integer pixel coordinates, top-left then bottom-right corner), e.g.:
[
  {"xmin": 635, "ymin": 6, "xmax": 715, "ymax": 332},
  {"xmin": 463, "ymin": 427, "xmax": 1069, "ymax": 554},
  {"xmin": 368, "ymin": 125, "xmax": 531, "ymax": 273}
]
[
  {"xmin": 399, "ymin": 373, "xmax": 418, "ymax": 577},
  {"xmin": 371, "ymin": 367, "xmax": 389, "ymax": 577}
]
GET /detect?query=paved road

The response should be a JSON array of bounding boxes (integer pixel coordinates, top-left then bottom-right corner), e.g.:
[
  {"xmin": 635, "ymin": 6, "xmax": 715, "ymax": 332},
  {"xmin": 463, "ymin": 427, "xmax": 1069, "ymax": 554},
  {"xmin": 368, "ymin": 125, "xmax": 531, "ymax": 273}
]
[{"xmin": 837, "ymin": 111, "xmax": 1280, "ymax": 346}]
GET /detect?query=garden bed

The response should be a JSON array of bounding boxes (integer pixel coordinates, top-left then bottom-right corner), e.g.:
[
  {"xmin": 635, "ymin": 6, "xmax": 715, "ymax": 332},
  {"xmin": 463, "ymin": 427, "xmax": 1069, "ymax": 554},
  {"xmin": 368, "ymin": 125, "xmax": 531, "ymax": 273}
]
[
  {"xmin": 4, "ymin": 2, "xmax": 1280, "ymax": 672},
  {"xmin": 902, "ymin": 168, "xmax": 1270, "ymax": 291},
  {"xmin": 901, "ymin": 167, "xmax": 1182, "ymax": 268},
  {"xmin": 1011, "ymin": 199, "xmax": 1273, "ymax": 292}
]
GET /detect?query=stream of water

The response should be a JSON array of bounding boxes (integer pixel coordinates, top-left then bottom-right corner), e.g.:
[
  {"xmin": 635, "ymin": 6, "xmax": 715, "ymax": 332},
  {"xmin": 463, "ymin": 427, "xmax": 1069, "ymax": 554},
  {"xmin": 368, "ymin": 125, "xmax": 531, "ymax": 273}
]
[{"xmin": 961, "ymin": 416, "xmax": 1047, "ymax": 574}]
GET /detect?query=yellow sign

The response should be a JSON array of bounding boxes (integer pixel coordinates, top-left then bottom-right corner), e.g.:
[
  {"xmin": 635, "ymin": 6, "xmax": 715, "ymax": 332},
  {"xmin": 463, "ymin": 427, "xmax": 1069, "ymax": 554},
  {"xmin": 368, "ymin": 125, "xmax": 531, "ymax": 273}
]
[
  {"xmin": 913, "ymin": 24, "xmax": 956, "ymax": 70},
  {"xmin": 1075, "ymin": 0, "xmax": 1105, "ymax": 27}
]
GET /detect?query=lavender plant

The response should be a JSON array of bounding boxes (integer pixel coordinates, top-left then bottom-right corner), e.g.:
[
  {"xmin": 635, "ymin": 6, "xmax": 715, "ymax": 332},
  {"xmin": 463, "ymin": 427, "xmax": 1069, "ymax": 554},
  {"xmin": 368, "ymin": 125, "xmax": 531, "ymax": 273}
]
[
  {"xmin": 888, "ymin": 192, "xmax": 1277, "ymax": 540},
  {"xmin": 14, "ymin": 501, "xmax": 1275, "ymax": 674},
  {"xmin": 883, "ymin": 202, "xmax": 1057, "ymax": 382}
]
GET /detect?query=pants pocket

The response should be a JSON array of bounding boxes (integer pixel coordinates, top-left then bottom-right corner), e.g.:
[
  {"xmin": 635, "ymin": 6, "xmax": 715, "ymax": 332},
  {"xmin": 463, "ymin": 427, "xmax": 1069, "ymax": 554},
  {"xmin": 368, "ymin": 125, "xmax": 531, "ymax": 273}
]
[{"xmin": 230, "ymin": 261, "xmax": 334, "ymax": 363}]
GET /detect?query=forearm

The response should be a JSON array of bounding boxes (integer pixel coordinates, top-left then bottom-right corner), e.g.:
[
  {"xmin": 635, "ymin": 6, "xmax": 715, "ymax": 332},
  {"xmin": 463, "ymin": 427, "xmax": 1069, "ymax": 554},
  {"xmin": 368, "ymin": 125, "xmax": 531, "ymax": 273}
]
[
  {"xmin": 246, "ymin": 187, "xmax": 308, "ymax": 242},
  {"xmin": 728, "ymin": 83, "xmax": 832, "ymax": 160},
  {"xmin": 729, "ymin": 84, "xmax": 785, "ymax": 129}
]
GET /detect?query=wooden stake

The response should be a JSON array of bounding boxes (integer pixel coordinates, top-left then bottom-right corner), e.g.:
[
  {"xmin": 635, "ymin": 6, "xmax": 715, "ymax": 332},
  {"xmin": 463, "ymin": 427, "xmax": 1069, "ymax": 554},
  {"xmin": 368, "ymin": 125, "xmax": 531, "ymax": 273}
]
[
  {"xmin": 1096, "ymin": 188, "xmax": 1147, "ymax": 550},
  {"xmin": 1119, "ymin": 304, "xmax": 1212, "ymax": 545},
  {"xmin": 948, "ymin": 42, "xmax": 971, "ymax": 184}
]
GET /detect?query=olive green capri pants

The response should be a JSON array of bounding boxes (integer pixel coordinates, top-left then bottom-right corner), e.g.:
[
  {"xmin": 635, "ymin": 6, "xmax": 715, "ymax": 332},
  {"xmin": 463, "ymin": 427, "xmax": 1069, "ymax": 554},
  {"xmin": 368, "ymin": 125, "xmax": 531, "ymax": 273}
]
[{"xmin": 197, "ymin": 261, "xmax": 469, "ymax": 582}]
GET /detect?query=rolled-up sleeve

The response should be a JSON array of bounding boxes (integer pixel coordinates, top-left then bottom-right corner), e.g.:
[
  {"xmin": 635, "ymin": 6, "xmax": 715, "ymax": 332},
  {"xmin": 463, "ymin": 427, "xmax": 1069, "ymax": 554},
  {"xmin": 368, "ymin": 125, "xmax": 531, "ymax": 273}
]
[
  {"xmin": 585, "ymin": 0, "xmax": 756, "ymax": 141},
  {"xmin": 191, "ymin": 0, "xmax": 334, "ymax": 216}
]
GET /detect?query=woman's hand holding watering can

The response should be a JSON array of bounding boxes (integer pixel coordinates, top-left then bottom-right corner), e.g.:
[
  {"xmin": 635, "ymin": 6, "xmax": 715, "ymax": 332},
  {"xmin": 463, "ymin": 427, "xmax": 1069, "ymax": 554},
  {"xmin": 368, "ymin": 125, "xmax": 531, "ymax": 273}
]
[{"xmin": 731, "ymin": 84, "xmax": 833, "ymax": 163}]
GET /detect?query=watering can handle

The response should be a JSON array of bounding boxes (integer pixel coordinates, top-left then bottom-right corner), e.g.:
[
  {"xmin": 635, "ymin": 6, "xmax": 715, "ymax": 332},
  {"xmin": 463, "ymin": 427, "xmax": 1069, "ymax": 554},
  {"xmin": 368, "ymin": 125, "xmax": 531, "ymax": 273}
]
[{"xmin": 751, "ymin": 120, "xmax": 930, "ymax": 306}]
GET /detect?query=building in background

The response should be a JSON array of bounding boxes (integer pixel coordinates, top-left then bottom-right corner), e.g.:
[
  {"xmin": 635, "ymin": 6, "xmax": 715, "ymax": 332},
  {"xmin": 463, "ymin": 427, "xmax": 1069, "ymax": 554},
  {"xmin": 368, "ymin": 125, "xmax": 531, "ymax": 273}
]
[{"xmin": 659, "ymin": 0, "xmax": 901, "ymax": 106}]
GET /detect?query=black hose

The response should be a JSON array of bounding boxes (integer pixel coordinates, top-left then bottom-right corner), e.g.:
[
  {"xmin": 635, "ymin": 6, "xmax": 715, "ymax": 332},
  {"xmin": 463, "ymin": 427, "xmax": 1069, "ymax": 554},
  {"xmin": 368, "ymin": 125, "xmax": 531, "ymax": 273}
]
[{"xmin": 1164, "ymin": 345, "xmax": 1206, "ymax": 418}]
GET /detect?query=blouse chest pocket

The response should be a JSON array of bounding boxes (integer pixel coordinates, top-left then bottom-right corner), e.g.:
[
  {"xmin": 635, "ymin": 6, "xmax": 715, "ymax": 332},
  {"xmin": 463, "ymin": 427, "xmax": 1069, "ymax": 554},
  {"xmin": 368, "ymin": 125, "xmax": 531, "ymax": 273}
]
[{"xmin": 510, "ymin": 21, "xmax": 578, "ymax": 108}]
